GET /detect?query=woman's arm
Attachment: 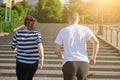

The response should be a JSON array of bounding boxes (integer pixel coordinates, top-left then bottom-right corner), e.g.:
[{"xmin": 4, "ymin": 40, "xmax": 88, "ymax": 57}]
[{"xmin": 38, "ymin": 43, "xmax": 44, "ymax": 69}]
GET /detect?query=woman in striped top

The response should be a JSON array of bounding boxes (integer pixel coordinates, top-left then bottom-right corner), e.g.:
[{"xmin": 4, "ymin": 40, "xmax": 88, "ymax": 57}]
[{"xmin": 11, "ymin": 16, "xmax": 44, "ymax": 80}]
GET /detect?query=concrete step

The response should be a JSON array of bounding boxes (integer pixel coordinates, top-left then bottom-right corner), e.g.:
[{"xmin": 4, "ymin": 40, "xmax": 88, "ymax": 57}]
[
  {"xmin": 0, "ymin": 77, "xmax": 62, "ymax": 80},
  {"xmin": 0, "ymin": 45, "xmax": 117, "ymax": 52},
  {"xmin": 0, "ymin": 45, "xmax": 114, "ymax": 51},
  {"xmin": 0, "ymin": 48, "xmax": 117, "ymax": 52},
  {"xmin": 0, "ymin": 54, "xmax": 120, "ymax": 60},
  {"xmin": 0, "ymin": 77, "xmax": 120, "ymax": 80},
  {"xmin": 0, "ymin": 50, "xmax": 119, "ymax": 57},
  {"xmin": 0, "ymin": 59, "xmax": 119, "ymax": 66},
  {"xmin": 0, "ymin": 69, "xmax": 120, "ymax": 79},
  {"xmin": 0, "ymin": 43, "xmax": 111, "ymax": 48},
  {"xmin": 0, "ymin": 57, "xmax": 120, "ymax": 63},
  {"xmin": 0, "ymin": 51, "xmax": 119, "ymax": 57},
  {"xmin": 0, "ymin": 40, "xmax": 113, "ymax": 45},
  {"xmin": 0, "ymin": 62, "xmax": 120, "ymax": 70}
]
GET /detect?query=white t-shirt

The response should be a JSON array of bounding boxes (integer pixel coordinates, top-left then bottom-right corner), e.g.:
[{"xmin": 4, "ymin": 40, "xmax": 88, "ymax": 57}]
[{"xmin": 55, "ymin": 24, "xmax": 94, "ymax": 64}]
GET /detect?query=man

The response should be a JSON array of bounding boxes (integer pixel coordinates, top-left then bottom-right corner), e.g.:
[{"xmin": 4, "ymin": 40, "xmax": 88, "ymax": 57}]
[{"xmin": 54, "ymin": 12, "xmax": 99, "ymax": 80}]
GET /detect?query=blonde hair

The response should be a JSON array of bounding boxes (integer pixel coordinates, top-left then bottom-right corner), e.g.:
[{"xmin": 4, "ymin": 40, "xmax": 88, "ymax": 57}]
[{"xmin": 68, "ymin": 12, "xmax": 79, "ymax": 23}]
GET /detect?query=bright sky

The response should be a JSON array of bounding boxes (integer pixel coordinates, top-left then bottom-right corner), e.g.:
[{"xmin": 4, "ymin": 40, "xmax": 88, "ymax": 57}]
[
  {"xmin": 60, "ymin": 0, "xmax": 91, "ymax": 4},
  {"xmin": 27, "ymin": 0, "xmax": 69, "ymax": 4},
  {"xmin": 27, "ymin": 0, "xmax": 91, "ymax": 5},
  {"xmin": 60, "ymin": 0, "xmax": 69, "ymax": 4}
]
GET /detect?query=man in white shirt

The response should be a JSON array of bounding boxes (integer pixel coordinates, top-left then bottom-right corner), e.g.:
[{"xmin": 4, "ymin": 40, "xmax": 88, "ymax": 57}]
[{"xmin": 54, "ymin": 12, "xmax": 99, "ymax": 80}]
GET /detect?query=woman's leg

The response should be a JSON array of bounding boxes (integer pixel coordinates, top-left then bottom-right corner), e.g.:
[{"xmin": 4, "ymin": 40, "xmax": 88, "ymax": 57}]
[
  {"xmin": 27, "ymin": 62, "xmax": 38, "ymax": 80},
  {"xmin": 16, "ymin": 61, "xmax": 28, "ymax": 80},
  {"xmin": 16, "ymin": 61, "xmax": 38, "ymax": 80}
]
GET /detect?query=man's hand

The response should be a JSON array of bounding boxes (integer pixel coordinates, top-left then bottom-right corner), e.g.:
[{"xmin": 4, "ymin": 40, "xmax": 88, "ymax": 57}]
[{"xmin": 90, "ymin": 58, "xmax": 96, "ymax": 65}]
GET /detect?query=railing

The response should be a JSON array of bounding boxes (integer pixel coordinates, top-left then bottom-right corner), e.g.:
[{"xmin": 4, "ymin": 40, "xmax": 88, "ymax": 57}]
[
  {"xmin": 103, "ymin": 25, "xmax": 120, "ymax": 47},
  {"xmin": 90, "ymin": 24, "xmax": 120, "ymax": 50},
  {"xmin": 84, "ymin": 20, "xmax": 120, "ymax": 50}
]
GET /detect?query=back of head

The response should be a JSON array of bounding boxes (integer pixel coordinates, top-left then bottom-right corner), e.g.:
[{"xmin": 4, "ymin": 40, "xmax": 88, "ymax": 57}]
[
  {"xmin": 68, "ymin": 12, "xmax": 79, "ymax": 24},
  {"xmin": 24, "ymin": 16, "xmax": 36, "ymax": 30}
]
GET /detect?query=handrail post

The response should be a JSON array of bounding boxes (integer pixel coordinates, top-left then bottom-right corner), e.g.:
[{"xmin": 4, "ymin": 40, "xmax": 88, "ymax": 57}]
[
  {"xmin": 93, "ymin": 24, "xmax": 95, "ymax": 34},
  {"xmin": 106, "ymin": 27, "xmax": 107, "ymax": 40},
  {"xmin": 116, "ymin": 31, "xmax": 119, "ymax": 47},
  {"xmin": 110, "ymin": 29, "xmax": 112, "ymax": 43}
]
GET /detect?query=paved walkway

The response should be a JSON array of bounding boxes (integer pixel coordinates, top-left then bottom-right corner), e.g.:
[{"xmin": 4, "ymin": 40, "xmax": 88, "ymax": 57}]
[
  {"xmin": 0, "ymin": 32, "xmax": 9, "ymax": 37},
  {"xmin": 0, "ymin": 25, "xmax": 24, "ymax": 37}
]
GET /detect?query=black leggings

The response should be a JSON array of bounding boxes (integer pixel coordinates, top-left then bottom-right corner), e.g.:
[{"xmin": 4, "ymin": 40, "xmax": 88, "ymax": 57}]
[
  {"xmin": 16, "ymin": 61, "xmax": 38, "ymax": 80},
  {"xmin": 62, "ymin": 61, "xmax": 89, "ymax": 80}
]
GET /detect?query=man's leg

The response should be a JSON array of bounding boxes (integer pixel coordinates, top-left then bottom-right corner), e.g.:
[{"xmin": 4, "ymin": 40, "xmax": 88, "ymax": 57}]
[
  {"xmin": 62, "ymin": 61, "xmax": 77, "ymax": 80},
  {"xmin": 77, "ymin": 61, "xmax": 89, "ymax": 80}
]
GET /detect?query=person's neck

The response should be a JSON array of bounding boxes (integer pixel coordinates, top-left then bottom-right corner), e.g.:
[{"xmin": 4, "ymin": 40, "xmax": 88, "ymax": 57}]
[
  {"xmin": 24, "ymin": 26, "xmax": 31, "ymax": 31},
  {"xmin": 68, "ymin": 22, "xmax": 78, "ymax": 25},
  {"xmin": 24, "ymin": 27, "xmax": 28, "ymax": 30}
]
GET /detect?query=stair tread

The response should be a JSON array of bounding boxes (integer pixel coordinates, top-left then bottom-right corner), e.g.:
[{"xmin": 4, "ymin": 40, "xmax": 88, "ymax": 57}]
[
  {"xmin": 0, "ymin": 77, "xmax": 120, "ymax": 80},
  {"xmin": 0, "ymin": 63, "xmax": 120, "ymax": 69},
  {"xmin": 0, "ymin": 58, "xmax": 120, "ymax": 62}
]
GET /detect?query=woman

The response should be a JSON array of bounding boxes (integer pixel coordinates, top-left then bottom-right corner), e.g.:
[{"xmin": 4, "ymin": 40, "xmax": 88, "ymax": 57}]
[{"xmin": 11, "ymin": 16, "xmax": 44, "ymax": 80}]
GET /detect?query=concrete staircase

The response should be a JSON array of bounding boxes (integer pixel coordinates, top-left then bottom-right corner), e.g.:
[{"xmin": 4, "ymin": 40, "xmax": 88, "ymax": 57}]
[{"xmin": 0, "ymin": 24, "xmax": 120, "ymax": 80}]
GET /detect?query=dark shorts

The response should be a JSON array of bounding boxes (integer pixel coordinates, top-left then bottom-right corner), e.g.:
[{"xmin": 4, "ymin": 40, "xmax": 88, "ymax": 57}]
[
  {"xmin": 62, "ymin": 61, "xmax": 89, "ymax": 80},
  {"xmin": 16, "ymin": 61, "xmax": 38, "ymax": 80}
]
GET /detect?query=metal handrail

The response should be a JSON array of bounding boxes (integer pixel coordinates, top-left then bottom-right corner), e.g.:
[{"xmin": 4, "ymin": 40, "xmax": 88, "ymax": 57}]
[
  {"xmin": 85, "ymin": 20, "xmax": 120, "ymax": 49},
  {"xmin": 91, "ymin": 24, "xmax": 120, "ymax": 49}
]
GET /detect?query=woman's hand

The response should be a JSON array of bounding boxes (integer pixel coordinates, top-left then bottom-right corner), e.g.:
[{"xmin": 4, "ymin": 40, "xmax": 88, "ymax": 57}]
[
  {"xmin": 40, "ymin": 59, "xmax": 44, "ymax": 69},
  {"xmin": 12, "ymin": 48, "xmax": 17, "ymax": 53}
]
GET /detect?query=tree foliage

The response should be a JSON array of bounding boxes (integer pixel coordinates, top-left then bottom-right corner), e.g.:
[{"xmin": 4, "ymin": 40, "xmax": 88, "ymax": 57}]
[
  {"xmin": 0, "ymin": 7, "xmax": 5, "ymax": 22},
  {"xmin": 65, "ymin": 3, "xmax": 91, "ymax": 23},
  {"xmin": 0, "ymin": 4, "xmax": 28, "ymax": 32},
  {"xmin": 35, "ymin": 0, "xmax": 64, "ymax": 23}
]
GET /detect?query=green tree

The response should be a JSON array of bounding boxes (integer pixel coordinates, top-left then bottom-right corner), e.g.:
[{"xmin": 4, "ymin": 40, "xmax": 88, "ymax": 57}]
[
  {"xmin": 12, "ymin": 5, "xmax": 28, "ymax": 18},
  {"xmin": 0, "ymin": 7, "xmax": 5, "ymax": 22},
  {"xmin": 0, "ymin": 4, "xmax": 28, "ymax": 32},
  {"xmin": 11, "ymin": 10, "xmax": 19, "ymax": 20},
  {"xmin": 66, "ymin": 2, "xmax": 91, "ymax": 24},
  {"xmin": 36, "ymin": 0, "xmax": 64, "ymax": 23}
]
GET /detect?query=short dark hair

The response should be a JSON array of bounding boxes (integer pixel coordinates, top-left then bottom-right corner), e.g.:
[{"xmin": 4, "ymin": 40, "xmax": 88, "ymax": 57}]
[{"xmin": 24, "ymin": 16, "xmax": 36, "ymax": 30}]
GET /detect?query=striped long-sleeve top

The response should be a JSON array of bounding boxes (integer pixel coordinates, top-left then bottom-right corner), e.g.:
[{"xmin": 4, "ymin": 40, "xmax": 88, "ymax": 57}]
[{"xmin": 11, "ymin": 29, "xmax": 43, "ymax": 64}]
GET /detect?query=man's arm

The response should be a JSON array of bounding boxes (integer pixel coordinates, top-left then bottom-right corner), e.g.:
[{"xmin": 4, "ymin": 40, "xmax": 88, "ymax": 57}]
[
  {"xmin": 38, "ymin": 43, "xmax": 44, "ymax": 69},
  {"xmin": 54, "ymin": 44, "xmax": 64, "ymax": 60},
  {"xmin": 89, "ymin": 35, "xmax": 99, "ymax": 65}
]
